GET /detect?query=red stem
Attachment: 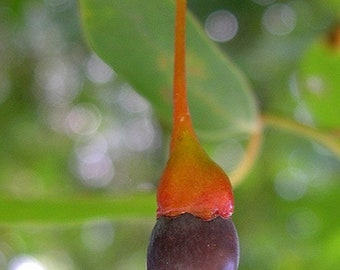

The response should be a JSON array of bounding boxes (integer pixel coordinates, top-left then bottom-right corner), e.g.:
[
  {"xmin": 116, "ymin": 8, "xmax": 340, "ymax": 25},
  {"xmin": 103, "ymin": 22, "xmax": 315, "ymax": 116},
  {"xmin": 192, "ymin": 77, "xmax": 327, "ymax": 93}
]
[{"xmin": 171, "ymin": 0, "xmax": 196, "ymax": 150}]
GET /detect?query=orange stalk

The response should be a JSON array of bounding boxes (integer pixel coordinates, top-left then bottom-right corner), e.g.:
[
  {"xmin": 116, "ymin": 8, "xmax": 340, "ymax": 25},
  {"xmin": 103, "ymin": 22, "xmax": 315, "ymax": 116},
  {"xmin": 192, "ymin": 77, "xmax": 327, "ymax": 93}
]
[
  {"xmin": 147, "ymin": 1, "xmax": 240, "ymax": 268},
  {"xmin": 171, "ymin": 0, "xmax": 196, "ymax": 150},
  {"xmin": 156, "ymin": 0, "xmax": 234, "ymax": 221}
]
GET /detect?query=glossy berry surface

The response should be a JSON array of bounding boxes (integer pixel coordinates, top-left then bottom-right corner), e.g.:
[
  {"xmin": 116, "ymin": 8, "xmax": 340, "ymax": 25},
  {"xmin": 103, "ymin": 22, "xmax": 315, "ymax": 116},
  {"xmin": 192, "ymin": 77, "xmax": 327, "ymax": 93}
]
[{"xmin": 147, "ymin": 213, "xmax": 239, "ymax": 270}]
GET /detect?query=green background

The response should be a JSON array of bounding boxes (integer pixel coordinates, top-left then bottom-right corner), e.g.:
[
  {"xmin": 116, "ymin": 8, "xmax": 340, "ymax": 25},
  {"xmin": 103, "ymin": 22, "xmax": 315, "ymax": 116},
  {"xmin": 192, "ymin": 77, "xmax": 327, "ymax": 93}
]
[{"xmin": 0, "ymin": 0, "xmax": 339, "ymax": 269}]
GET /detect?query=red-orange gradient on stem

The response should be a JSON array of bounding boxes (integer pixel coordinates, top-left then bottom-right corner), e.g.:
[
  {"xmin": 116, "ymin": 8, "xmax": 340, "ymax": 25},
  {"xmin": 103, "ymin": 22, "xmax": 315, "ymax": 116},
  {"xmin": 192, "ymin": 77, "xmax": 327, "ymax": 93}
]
[{"xmin": 156, "ymin": 0, "xmax": 234, "ymax": 221}]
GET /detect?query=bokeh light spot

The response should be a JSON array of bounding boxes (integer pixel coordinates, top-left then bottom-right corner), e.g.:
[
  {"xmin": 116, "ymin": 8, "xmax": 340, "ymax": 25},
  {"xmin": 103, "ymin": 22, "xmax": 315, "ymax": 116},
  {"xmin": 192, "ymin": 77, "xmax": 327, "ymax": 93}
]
[
  {"xmin": 274, "ymin": 169, "xmax": 308, "ymax": 201},
  {"xmin": 306, "ymin": 75, "xmax": 325, "ymax": 95},
  {"xmin": 74, "ymin": 136, "xmax": 114, "ymax": 188},
  {"xmin": 262, "ymin": 3, "xmax": 296, "ymax": 36},
  {"xmin": 8, "ymin": 255, "xmax": 45, "ymax": 270},
  {"xmin": 123, "ymin": 118, "xmax": 156, "ymax": 152},
  {"xmin": 294, "ymin": 102, "xmax": 314, "ymax": 126},
  {"xmin": 81, "ymin": 220, "xmax": 115, "ymax": 252},
  {"xmin": 85, "ymin": 54, "xmax": 115, "ymax": 84},
  {"xmin": 35, "ymin": 59, "xmax": 80, "ymax": 106},
  {"xmin": 205, "ymin": 10, "xmax": 239, "ymax": 42},
  {"xmin": 64, "ymin": 103, "xmax": 102, "ymax": 136},
  {"xmin": 286, "ymin": 209, "xmax": 320, "ymax": 240},
  {"xmin": 117, "ymin": 86, "xmax": 150, "ymax": 114}
]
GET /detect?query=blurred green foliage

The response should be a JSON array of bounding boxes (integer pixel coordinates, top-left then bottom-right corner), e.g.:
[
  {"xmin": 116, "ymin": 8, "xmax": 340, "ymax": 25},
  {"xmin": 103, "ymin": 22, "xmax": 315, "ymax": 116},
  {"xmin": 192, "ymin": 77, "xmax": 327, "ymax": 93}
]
[{"xmin": 0, "ymin": 0, "xmax": 339, "ymax": 269}]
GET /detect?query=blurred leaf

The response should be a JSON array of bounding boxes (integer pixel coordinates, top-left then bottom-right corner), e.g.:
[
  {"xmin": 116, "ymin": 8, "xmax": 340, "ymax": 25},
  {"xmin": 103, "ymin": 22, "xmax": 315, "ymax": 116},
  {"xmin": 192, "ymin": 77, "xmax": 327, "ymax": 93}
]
[
  {"xmin": 0, "ymin": 194, "xmax": 155, "ymax": 225},
  {"xmin": 263, "ymin": 115, "xmax": 340, "ymax": 157},
  {"xmin": 235, "ymin": 126, "xmax": 340, "ymax": 270},
  {"xmin": 79, "ymin": 0, "xmax": 258, "ymax": 141},
  {"xmin": 326, "ymin": 0, "xmax": 340, "ymax": 15},
  {"xmin": 298, "ymin": 36, "xmax": 340, "ymax": 130}
]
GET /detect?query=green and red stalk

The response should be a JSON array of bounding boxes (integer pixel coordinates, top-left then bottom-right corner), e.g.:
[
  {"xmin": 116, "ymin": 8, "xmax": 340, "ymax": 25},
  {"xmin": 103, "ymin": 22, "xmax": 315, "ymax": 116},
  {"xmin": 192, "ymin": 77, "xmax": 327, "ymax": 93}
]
[
  {"xmin": 157, "ymin": 0, "xmax": 234, "ymax": 221},
  {"xmin": 147, "ymin": 0, "xmax": 239, "ymax": 269}
]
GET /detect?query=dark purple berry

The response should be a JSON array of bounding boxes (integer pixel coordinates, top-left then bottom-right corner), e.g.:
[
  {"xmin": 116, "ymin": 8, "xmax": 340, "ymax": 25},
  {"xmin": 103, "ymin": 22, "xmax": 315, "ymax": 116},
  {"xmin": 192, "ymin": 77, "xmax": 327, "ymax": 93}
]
[{"xmin": 147, "ymin": 213, "xmax": 239, "ymax": 270}]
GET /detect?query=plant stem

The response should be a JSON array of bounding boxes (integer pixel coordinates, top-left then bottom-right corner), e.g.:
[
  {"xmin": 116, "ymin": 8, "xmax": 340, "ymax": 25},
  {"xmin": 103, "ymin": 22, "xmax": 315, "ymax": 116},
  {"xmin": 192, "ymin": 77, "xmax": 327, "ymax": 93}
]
[
  {"xmin": 230, "ymin": 118, "xmax": 263, "ymax": 186},
  {"xmin": 262, "ymin": 114, "xmax": 340, "ymax": 157},
  {"xmin": 171, "ymin": 0, "xmax": 196, "ymax": 151}
]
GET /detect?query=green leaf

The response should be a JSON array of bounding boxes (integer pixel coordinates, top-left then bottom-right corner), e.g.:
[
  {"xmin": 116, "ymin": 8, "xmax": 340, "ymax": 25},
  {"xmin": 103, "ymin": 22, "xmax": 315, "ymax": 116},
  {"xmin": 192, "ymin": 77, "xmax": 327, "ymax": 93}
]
[
  {"xmin": 0, "ymin": 194, "xmax": 155, "ymax": 225},
  {"xmin": 298, "ymin": 37, "xmax": 340, "ymax": 130},
  {"xmin": 79, "ymin": 0, "xmax": 258, "ymax": 141}
]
